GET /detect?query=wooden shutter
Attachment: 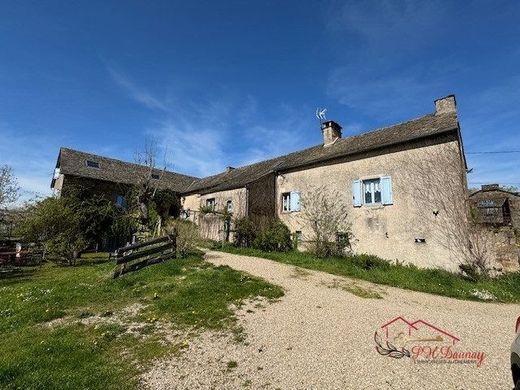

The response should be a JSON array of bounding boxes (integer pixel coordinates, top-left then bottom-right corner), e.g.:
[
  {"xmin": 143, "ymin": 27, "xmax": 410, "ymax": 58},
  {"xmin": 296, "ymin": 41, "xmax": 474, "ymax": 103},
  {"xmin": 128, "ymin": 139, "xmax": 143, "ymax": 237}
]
[
  {"xmin": 381, "ymin": 176, "xmax": 393, "ymax": 205},
  {"xmin": 290, "ymin": 191, "xmax": 301, "ymax": 211},
  {"xmin": 352, "ymin": 180, "xmax": 362, "ymax": 207}
]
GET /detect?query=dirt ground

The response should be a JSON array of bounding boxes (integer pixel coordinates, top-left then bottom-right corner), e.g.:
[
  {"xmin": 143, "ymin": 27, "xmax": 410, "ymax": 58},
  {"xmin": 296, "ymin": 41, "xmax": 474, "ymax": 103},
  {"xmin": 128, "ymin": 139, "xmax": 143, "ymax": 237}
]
[{"xmin": 141, "ymin": 250, "xmax": 518, "ymax": 389}]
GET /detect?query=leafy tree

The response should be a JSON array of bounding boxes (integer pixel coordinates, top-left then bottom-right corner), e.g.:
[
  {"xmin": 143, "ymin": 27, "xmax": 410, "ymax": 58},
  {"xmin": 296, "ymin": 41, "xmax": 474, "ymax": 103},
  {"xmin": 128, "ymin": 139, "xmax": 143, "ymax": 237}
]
[
  {"xmin": 16, "ymin": 197, "xmax": 85, "ymax": 264},
  {"xmin": 0, "ymin": 165, "xmax": 19, "ymax": 208}
]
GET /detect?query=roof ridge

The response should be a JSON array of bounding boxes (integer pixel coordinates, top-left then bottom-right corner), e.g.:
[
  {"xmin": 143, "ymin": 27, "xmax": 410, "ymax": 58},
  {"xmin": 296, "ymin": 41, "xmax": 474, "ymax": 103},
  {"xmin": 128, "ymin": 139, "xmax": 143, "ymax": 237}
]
[{"xmin": 60, "ymin": 147, "xmax": 200, "ymax": 180}]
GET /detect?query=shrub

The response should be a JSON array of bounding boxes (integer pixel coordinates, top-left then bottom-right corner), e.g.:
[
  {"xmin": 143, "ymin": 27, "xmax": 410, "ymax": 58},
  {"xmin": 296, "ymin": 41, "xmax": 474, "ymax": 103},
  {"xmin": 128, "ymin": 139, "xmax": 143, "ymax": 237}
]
[
  {"xmin": 164, "ymin": 219, "xmax": 199, "ymax": 257},
  {"xmin": 16, "ymin": 197, "xmax": 85, "ymax": 264},
  {"xmin": 233, "ymin": 217, "xmax": 257, "ymax": 248},
  {"xmin": 253, "ymin": 220, "xmax": 292, "ymax": 252}
]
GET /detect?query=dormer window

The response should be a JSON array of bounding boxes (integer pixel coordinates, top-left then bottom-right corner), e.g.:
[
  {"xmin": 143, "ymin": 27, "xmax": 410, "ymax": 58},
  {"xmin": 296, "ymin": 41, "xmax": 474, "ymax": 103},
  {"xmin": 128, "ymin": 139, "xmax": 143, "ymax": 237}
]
[
  {"xmin": 151, "ymin": 173, "xmax": 160, "ymax": 180},
  {"xmin": 86, "ymin": 160, "xmax": 100, "ymax": 168}
]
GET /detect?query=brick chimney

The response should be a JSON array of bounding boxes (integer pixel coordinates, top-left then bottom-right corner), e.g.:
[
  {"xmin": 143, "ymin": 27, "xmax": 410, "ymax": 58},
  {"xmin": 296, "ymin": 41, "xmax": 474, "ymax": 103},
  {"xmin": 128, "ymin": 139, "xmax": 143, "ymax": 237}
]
[
  {"xmin": 321, "ymin": 120, "xmax": 342, "ymax": 146},
  {"xmin": 434, "ymin": 95, "xmax": 457, "ymax": 115}
]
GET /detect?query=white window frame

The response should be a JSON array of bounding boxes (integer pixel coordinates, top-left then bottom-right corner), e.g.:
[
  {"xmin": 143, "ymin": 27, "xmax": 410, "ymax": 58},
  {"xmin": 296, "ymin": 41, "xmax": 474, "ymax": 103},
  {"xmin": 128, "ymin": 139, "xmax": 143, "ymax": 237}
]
[
  {"xmin": 226, "ymin": 200, "xmax": 233, "ymax": 213},
  {"xmin": 206, "ymin": 198, "xmax": 216, "ymax": 210},
  {"xmin": 282, "ymin": 192, "xmax": 291, "ymax": 212},
  {"xmin": 362, "ymin": 178, "xmax": 382, "ymax": 205}
]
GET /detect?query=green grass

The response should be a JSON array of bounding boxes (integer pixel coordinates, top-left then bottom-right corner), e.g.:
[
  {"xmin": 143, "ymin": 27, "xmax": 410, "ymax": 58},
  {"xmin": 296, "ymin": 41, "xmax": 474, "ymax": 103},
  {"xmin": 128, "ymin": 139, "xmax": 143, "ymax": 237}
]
[
  {"xmin": 216, "ymin": 244, "xmax": 520, "ymax": 303},
  {"xmin": 0, "ymin": 251, "xmax": 283, "ymax": 389}
]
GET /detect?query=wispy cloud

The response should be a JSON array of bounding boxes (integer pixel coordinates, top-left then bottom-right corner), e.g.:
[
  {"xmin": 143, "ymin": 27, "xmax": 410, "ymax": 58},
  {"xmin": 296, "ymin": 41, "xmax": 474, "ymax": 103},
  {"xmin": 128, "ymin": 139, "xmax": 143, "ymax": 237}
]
[
  {"xmin": 108, "ymin": 67, "xmax": 171, "ymax": 112},
  {"xmin": 108, "ymin": 69, "xmax": 317, "ymax": 177}
]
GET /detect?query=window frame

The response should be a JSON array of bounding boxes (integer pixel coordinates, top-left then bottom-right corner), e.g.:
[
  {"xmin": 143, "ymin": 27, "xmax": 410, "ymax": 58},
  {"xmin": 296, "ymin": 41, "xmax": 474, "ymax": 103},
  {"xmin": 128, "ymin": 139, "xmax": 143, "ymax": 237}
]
[
  {"xmin": 282, "ymin": 192, "xmax": 291, "ymax": 213},
  {"xmin": 85, "ymin": 160, "xmax": 100, "ymax": 169},
  {"xmin": 206, "ymin": 198, "xmax": 216, "ymax": 211},
  {"xmin": 226, "ymin": 200, "xmax": 233, "ymax": 213},
  {"xmin": 362, "ymin": 178, "xmax": 382, "ymax": 205}
]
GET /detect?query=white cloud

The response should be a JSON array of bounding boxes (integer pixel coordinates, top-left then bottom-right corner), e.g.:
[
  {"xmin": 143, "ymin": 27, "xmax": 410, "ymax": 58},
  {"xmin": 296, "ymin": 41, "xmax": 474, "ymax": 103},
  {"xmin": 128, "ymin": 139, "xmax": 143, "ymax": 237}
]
[{"xmin": 108, "ymin": 67, "xmax": 171, "ymax": 112}]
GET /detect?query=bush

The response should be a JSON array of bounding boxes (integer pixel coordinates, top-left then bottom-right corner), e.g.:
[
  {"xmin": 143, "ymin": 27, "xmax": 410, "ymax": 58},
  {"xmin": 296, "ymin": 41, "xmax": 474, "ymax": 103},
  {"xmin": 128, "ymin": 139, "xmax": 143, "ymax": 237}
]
[
  {"xmin": 233, "ymin": 217, "xmax": 257, "ymax": 248},
  {"xmin": 253, "ymin": 220, "xmax": 292, "ymax": 252},
  {"xmin": 16, "ymin": 197, "xmax": 86, "ymax": 264},
  {"xmin": 164, "ymin": 219, "xmax": 199, "ymax": 257}
]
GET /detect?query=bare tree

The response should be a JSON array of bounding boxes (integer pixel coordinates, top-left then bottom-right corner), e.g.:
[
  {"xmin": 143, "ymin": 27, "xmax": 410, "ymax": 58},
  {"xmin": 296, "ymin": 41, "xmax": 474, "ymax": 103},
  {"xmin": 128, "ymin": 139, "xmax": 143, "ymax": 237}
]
[
  {"xmin": 398, "ymin": 145, "xmax": 493, "ymax": 274},
  {"xmin": 0, "ymin": 165, "xmax": 20, "ymax": 209},
  {"xmin": 300, "ymin": 185, "xmax": 353, "ymax": 257},
  {"xmin": 134, "ymin": 139, "xmax": 174, "ymax": 235}
]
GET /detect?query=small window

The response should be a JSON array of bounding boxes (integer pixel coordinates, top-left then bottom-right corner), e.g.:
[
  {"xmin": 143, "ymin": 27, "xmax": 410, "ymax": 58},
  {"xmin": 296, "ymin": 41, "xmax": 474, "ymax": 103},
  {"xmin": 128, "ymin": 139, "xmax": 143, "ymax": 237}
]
[
  {"xmin": 363, "ymin": 179, "xmax": 381, "ymax": 205},
  {"xmin": 115, "ymin": 195, "xmax": 126, "ymax": 208},
  {"xmin": 295, "ymin": 231, "xmax": 303, "ymax": 242},
  {"xmin": 226, "ymin": 200, "xmax": 233, "ymax": 213},
  {"xmin": 282, "ymin": 191, "xmax": 301, "ymax": 212},
  {"xmin": 86, "ymin": 160, "xmax": 100, "ymax": 168},
  {"xmin": 282, "ymin": 193, "xmax": 291, "ymax": 212},
  {"xmin": 181, "ymin": 208, "xmax": 191, "ymax": 219},
  {"xmin": 151, "ymin": 173, "xmax": 160, "ymax": 180},
  {"xmin": 336, "ymin": 232, "xmax": 350, "ymax": 253},
  {"xmin": 206, "ymin": 198, "xmax": 216, "ymax": 210}
]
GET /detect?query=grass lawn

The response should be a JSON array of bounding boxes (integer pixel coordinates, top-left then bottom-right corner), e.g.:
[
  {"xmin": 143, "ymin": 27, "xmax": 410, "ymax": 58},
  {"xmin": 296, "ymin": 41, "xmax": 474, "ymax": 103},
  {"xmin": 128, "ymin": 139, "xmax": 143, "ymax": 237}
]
[
  {"xmin": 215, "ymin": 244, "xmax": 520, "ymax": 303},
  {"xmin": 0, "ymin": 251, "xmax": 283, "ymax": 390}
]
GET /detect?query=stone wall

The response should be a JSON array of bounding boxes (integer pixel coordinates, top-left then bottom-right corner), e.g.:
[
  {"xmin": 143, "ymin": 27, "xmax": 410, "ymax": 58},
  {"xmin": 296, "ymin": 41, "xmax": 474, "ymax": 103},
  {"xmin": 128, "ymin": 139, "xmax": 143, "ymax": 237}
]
[{"xmin": 276, "ymin": 135, "xmax": 469, "ymax": 271}]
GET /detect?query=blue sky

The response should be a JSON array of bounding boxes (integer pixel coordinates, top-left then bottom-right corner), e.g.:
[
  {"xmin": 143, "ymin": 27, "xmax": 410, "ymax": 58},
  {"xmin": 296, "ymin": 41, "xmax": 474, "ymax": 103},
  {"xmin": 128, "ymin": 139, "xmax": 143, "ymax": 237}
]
[{"xmin": 1, "ymin": 0, "xmax": 519, "ymax": 200}]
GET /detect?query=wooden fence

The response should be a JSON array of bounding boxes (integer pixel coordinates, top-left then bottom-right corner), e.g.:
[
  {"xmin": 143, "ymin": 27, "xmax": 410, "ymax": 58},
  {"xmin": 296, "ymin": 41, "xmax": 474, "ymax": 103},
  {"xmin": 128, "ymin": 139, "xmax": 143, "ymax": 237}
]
[{"xmin": 112, "ymin": 231, "xmax": 177, "ymax": 278}]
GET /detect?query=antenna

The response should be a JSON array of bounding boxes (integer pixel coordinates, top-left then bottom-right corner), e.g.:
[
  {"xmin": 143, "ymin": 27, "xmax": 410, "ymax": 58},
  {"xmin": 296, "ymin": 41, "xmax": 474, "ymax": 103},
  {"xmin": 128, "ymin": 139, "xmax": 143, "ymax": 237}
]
[{"xmin": 315, "ymin": 107, "xmax": 327, "ymax": 125}]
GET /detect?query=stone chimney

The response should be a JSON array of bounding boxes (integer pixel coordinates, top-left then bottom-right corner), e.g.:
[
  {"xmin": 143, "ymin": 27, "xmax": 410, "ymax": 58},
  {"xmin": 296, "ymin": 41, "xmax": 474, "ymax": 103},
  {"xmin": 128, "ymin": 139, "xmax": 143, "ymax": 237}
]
[
  {"xmin": 434, "ymin": 95, "xmax": 457, "ymax": 115},
  {"xmin": 321, "ymin": 120, "xmax": 342, "ymax": 146},
  {"xmin": 481, "ymin": 184, "xmax": 499, "ymax": 191}
]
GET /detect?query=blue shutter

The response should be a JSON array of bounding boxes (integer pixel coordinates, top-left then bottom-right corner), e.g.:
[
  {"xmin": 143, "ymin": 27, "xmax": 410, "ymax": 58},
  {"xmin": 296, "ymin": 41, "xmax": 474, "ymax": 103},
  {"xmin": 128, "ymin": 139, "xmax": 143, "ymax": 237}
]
[
  {"xmin": 352, "ymin": 180, "xmax": 362, "ymax": 207},
  {"xmin": 381, "ymin": 176, "xmax": 393, "ymax": 205},
  {"xmin": 116, "ymin": 195, "xmax": 125, "ymax": 208},
  {"xmin": 290, "ymin": 191, "xmax": 301, "ymax": 211}
]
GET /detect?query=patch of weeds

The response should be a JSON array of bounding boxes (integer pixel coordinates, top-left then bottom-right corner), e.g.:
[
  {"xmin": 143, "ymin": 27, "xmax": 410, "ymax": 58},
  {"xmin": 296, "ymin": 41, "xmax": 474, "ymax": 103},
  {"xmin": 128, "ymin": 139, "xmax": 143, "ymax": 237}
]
[
  {"xmin": 341, "ymin": 284, "xmax": 383, "ymax": 299},
  {"xmin": 227, "ymin": 360, "xmax": 238, "ymax": 370},
  {"xmin": 77, "ymin": 310, "xmax": 95, "ymax": 319},
  {"xmin": 290, "ymin": 267, "xmax": 311, "ymax": 280}
]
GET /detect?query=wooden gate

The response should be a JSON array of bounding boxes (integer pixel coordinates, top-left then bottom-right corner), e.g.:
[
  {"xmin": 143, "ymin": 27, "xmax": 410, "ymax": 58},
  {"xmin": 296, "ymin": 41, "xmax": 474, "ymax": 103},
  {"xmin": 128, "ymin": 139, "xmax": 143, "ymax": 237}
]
[{"xmin": 112, "ymin": 231, "xmax": 177, "ymax": 278}]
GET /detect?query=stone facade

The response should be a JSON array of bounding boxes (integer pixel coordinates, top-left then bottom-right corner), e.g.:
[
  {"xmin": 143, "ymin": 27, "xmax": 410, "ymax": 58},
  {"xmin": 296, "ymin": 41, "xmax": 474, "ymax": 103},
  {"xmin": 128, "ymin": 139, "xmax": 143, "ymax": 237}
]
[
  {"xmin": 276, "ymin": 137, "xmax": 467, "ymax": 271},
  {"xmin": 182, "ymin": 188, "xmax": 247, "ymax": 241}
]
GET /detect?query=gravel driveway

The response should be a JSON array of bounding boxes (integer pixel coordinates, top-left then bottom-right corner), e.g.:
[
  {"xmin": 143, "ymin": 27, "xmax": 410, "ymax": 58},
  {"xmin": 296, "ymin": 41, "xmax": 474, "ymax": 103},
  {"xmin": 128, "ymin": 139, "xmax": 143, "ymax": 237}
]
[{"xmin": 142, "ymin": 250, "xmax": 519, "ymax": 389}]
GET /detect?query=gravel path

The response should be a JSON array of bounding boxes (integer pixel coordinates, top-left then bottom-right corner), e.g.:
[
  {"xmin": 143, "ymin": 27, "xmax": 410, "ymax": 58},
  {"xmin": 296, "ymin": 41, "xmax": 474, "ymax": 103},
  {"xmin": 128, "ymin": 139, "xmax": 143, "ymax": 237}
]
[{"xmin": 142, "ymin": 250, "xmax": 519, "ymax": 389}]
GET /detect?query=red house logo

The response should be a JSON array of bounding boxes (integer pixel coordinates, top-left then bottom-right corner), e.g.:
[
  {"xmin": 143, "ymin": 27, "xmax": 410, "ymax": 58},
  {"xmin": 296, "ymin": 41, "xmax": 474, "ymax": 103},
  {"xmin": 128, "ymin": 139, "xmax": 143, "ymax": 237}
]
[{"xmin": 374, "ymin": 316, "xmax": 484, "ymax": 366}]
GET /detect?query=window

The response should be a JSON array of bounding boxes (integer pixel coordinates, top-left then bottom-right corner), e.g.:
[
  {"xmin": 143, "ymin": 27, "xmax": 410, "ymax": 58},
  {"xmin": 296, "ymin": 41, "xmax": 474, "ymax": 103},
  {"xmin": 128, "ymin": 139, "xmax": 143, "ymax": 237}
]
[
  {"xmin": 181, "ymin": 208, "xmax": 191, "ymax": 219},
  {"xmin": 336, "ymin": 232, "xmax": 350, "ymax": 252},
  {"xmin": 151, "ymin": 173, "xmax": 160, "ymax": 180},
  {"xmin": 206, "ymin": 198, "xmax": 216, "ymax": 210},
  {"xmin": 226, "ymin": 200, "xmax": 233, "ymax": 213},
  {"xmin": 115, "ymin": 195, "xmax": 126, "ymax": 208},
  {"xmin": 352, "ymin": 176, "xmax": 393, "ymax": 207},
  {"xmin": 295, "ymin": 231, "xmax": 303, "ymax": 242},
  {"xmin": 86, "ymin": 160, "xmax": 100, "ymax": 168},
  {"xmin": 282, "ymin": 193, "xmax": 291, "ymax": 212},
  {"xmin": 282, "ymin": 191, "xmax": 301, "ymax": 212},
  {"xmin": 363, "ymin": 179, "xmax": 381, "ymax": 205}
]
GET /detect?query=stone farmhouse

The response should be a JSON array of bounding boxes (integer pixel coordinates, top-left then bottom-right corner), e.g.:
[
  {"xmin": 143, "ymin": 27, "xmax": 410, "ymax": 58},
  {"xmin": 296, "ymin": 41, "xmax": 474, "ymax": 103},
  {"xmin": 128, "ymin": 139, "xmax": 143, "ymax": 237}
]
[{"xmin": 52, "ymin": 95, "xmax": 482, "ymax": 271}]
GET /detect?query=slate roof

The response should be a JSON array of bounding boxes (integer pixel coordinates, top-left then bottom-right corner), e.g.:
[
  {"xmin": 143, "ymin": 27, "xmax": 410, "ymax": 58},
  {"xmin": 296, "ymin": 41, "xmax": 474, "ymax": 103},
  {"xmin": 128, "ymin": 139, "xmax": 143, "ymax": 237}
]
[
  {"xmin": 53, "ymin": 148, "xmax": 199, "ymax": 193},
  {"xmin": 53, "ymin": 110, "xmax": 460, "ymax": 196},
  {"xmin": 185, "ymin": 111, "xmax": 459, "ymax": 194}
]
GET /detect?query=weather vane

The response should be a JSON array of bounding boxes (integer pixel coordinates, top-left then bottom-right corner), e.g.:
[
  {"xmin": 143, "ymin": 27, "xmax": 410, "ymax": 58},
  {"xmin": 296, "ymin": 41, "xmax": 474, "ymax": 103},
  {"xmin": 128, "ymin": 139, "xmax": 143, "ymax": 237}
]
[{"xmin": 315, "ymin": 107, "xmax": 327, "ymax": 124}]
